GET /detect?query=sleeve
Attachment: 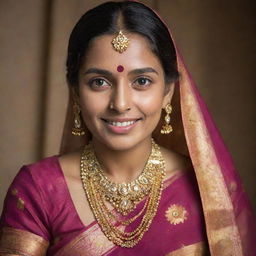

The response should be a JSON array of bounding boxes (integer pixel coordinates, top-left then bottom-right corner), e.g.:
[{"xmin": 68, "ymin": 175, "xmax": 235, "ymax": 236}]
[{"xmin": 0, "ymin": 166, "xmax": 50, "ymax": 255}]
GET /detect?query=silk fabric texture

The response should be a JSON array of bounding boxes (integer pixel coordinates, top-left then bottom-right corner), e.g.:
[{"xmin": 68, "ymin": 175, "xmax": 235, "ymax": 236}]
[
  {"xmin": 0, "ymin": 157, "xmax": 207, "ymax": 255},
  {"xmin": 59, "ymin": 7, "xmax": 256, "ymax": 256},
  {"xmin": 0, "ymin": 2, "xmax": 255, "ymax": 255}
]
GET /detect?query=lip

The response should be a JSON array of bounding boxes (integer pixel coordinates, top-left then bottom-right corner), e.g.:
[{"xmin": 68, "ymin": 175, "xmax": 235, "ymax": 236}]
[
  {"xmin": 102, "ymin": 117, "xmax": 140, "ymax": 122},
  {"xmin": 101, "ymin": 118, "xmax": 141, "ymax": 134}
]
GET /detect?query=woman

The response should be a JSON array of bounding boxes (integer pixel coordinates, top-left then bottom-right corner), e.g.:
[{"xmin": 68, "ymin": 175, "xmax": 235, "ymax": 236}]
[{"xmin": 0, "ymin": 1, "xmax": 255, "ymax": 255}]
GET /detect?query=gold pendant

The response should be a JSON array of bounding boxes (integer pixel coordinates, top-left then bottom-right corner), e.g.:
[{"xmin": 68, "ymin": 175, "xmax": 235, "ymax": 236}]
[
  {"xmin": 111, "ymin": 31, "xmax": 129, "ymax": 53},
  {"xmin": 80, "ymin": 139, "xmax": 166, "ymax": 248}
]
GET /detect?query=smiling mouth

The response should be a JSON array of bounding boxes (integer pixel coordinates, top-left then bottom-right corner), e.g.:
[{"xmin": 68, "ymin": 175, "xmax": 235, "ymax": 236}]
[{"xmin": 101, "ymin": 119, "xmax": 141, "ymax": 127}]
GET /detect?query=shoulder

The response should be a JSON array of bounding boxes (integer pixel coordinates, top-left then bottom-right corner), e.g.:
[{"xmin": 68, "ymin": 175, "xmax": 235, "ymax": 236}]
[
  {"xmin": 160, "ymin": 146, "xmax": 192, "ymax": 179},
  {"xmin": 1, "ymin": 158, "xmax": 61, "ymax": 240},
  {"xmin": 15, "ymin": 155, "xmax": 61, "ymax": 183},
  {"xmin": 10, "ymin": 155, "xmax": 63, "ymax": 198},
  {"xmin": 160, "ymin": 147, "xmax": 202, "ymax": 209},
  {"xmin": 160, "ymin": 146, "xmax": 199, "ymax": 198},
  {"xmin": 58, "ymin": 150, "xmax": 81, "ymax": 180}
]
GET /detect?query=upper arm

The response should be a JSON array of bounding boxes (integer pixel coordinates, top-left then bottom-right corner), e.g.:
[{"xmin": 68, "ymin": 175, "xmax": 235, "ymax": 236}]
[{"xmin": 0, "ymin": 166, "xmax": 50, "ymax": 255}]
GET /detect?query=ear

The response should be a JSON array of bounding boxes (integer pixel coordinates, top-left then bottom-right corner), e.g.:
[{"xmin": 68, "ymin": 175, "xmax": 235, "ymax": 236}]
[{"xmin": 162, "ymin": 83, "xmax": 175, "ymax": 108}]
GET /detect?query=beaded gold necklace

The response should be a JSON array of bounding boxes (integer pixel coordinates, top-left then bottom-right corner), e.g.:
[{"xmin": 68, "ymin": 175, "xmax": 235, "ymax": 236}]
[{"xmin": 80, "ymin": 139, "xmax": 166, "ymax": 248}]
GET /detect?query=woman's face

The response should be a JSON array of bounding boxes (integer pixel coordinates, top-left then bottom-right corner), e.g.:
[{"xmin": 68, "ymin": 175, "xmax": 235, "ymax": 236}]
[{"xmin": 78, "ymin": 33, "xmax": 173, "ymax": 151}]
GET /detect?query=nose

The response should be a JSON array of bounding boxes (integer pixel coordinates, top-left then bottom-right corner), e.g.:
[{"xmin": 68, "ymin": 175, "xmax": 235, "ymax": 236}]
[{"xmin": 110, "ymin": 81, "xmax": 131, "ymax": 113}]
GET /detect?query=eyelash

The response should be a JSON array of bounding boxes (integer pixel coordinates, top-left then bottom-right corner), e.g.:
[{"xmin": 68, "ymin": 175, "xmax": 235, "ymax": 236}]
[
  {"xmin": 87, "ymin": 77, "xmax": 153, "ymax": 90},
  {"xmin": 133, "ymin": 77, "xmax": 152, "ymax": 88},
  {"xmin": 88, "ymin": 78, "xmax": 110, "ymax": 89}
]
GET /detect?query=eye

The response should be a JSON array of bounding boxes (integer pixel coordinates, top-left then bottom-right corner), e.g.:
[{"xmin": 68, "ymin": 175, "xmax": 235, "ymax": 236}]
[
  {"xmin": 88, "ymin": 78, "xmax": 110, "ymax": 90},
  {"xmin": 133, "ymin": 77, "xmax": 152, "ymax": 89}
]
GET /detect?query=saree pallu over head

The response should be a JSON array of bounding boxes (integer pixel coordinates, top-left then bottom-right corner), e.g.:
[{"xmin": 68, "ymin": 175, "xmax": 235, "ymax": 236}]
[{"xmin": 59, "ymin": 4, "xmax": 255, "ymax": 256}]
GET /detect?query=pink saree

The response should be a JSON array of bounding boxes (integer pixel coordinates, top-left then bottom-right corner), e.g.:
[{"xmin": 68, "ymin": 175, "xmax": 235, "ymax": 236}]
[
  {"xmin": 0, "ymin": 156, "xmax": 208, "ymax": 255},
  {"xmin": 1, "ymin": 1, "xmax": 255, "ymax": 255}
]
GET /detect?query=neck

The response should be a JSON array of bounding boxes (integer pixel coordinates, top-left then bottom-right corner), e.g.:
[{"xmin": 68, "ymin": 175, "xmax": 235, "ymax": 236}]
[{"xmin": 91, "ymin": 137, "xmax": 152, "ymax": 183}]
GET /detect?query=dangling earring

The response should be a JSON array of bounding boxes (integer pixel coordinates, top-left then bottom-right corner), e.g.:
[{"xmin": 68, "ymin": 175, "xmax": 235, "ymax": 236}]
[
  {"xmin": 72, "ymin": 102, "xmax": 85, "ymax": 136},
  {"xmin": 160, "ymin": 103, "xmax": 173, "ymax": 134}
]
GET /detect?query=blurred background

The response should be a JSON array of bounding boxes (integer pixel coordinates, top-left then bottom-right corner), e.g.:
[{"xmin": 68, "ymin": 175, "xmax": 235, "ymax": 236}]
[{"xmin": 0, "ymin": 0, "xmax": 255, "ymax": 212}]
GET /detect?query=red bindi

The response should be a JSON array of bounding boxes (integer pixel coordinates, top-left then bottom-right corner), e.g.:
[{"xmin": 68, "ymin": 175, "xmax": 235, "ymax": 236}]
[{"xmin": 117, "ymin": 65, "xmax": 124, "ymax": 72}]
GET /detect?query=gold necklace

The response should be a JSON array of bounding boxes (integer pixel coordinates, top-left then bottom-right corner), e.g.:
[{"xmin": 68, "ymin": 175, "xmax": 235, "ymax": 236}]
[
  {"xmin": 80, "ymin": 139, "xmax": 166, "ymax": 248},
  {"xmin": 88, "ymin": 141, "xmax": 159, "ymax": 216}
]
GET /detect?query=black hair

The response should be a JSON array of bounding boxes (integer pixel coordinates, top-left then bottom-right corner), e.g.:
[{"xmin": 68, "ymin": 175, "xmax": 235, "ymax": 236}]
[{"xmin": 66, "ymin": 1, "xmax": 179, "ymax": 86}]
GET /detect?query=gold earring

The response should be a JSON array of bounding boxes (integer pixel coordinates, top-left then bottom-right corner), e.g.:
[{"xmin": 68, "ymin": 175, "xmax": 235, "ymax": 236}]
[
  {"xmin": 160, "ymin": 103, "xmax": 173, "ymax": 134},
  {"xmin": 72, "ymin": 102, "xmax": 85, "ymax": 136}
]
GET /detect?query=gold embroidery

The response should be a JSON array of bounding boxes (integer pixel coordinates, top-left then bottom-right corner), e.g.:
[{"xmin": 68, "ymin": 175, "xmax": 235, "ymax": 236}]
[
  {"xmin": 0, "ymin": 227, "xmax": 49, "ymax": 256},
  {"xmin": 17, "ymin": 198, "xmax": 25, "ymax": 210},
  {"xmin": 165, "ymin": 241, "xmax": 208, "ymax": 256},
  {"xmin": 210, "ymin": 226, "xmax": 239, "ymax": 254},
  {"xmin": 55, "ymin": 174, "xmax": 188, "ymax": 256},
  {"xmin": 55, "ymin": 224, "xmax": 115, "ymax": 256},
  {"xmin": 207, "ymin": 209, "xmax": 234, "ymax": 230},
  {"xmin": 165, "ymin": 204, "xmax": 188, "ymax": 225},
  {"xmin": 179, "ymin": 61, "xmax": 244, "ymax": 255},
  {"xmin": 11, "ymin": 188, "xmax": 18, "ymax": 196}
]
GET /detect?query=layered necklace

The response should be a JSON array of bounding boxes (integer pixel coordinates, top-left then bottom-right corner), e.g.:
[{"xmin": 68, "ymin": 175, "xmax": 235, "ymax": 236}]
[{"xmin": 80, "ymin": 139, "xmax": 166, "ymax": 248}]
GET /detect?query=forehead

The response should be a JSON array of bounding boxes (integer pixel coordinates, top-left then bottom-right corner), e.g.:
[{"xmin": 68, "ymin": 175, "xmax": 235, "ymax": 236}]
[{"xmin": 81, "ymin": 33, "xmax": 163, "ymax": 73}]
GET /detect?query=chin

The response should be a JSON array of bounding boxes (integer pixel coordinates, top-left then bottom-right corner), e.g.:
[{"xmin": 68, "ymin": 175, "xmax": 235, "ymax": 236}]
[{"xmin": 93, "ymin": 133, "xmax": 152, "ymax": 152}]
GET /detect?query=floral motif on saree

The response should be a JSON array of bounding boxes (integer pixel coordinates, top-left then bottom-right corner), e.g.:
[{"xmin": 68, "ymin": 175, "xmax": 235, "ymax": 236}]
[
  {"xmin": 165, "ymin": 204, "xmax": 188, "ymax": 225},
  {"xmin": 0, "ymin": 2, "xmax": 255, "ymax": 255},
  {"xmin": 51, "ymin": 169, "xmax": 207, "ymax": 255}
]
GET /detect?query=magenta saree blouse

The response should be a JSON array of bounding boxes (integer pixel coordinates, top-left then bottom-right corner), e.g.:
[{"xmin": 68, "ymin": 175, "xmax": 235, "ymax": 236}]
[
  {"xmin": 0, "ymin": 156, "xmax": 208, "ymax": 255},
  {"xmin": 1, "ymin": 2, "xmax": 256, "ymax": 255}
]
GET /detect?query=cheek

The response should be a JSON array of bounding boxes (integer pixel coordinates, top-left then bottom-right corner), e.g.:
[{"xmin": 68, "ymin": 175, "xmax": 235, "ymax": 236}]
[
  {"xmin": 79, "ymin": 92, "xmax": 106, "ymax": 121},
  {"xmin": 135, "ymin": 91, "xmax": 164, "ymax": 116}
]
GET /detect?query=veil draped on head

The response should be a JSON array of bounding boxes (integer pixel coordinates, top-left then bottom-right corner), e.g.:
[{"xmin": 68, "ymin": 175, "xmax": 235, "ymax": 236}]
[{"xmin": 60, "ymin": 2, "xmax": 255, "ymax": 255}]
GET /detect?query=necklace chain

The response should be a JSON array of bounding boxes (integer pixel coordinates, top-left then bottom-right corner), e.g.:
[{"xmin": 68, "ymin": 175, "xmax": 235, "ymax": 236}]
[{"xmin": 80, "ymin": 139, "xmax": 166, "ymax": 248}]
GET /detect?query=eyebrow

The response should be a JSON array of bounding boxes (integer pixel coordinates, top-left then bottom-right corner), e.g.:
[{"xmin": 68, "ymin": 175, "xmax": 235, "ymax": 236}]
[
  {"xmin": 83, "ymin": 68, "xmax": 112, "ymax": 76},
  {"xmin": 129, "ymin": 67, "xmax": 159, "ymax": 76},
  {"xmin": 83, "ymin": 67, "xmax": 159, "ymax": 76}
]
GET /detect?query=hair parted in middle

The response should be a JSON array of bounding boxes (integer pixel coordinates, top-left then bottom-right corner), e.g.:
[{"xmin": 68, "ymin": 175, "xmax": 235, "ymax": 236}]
[{"xmin": 66, "ymin": 1, "xmax": 179, "ymax": 87}]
